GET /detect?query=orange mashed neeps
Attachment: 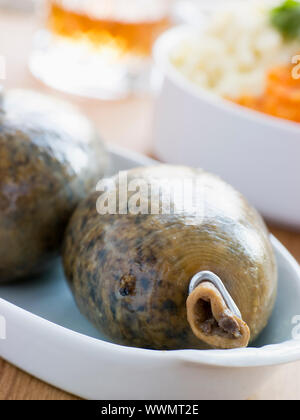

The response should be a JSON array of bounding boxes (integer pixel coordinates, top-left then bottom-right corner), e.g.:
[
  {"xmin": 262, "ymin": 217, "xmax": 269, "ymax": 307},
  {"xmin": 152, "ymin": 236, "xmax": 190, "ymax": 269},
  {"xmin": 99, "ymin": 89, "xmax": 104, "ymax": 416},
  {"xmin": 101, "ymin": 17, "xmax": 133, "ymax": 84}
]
[{"xmin": 232, "ymin": 64, "xmax": 300, "ymax": 123}]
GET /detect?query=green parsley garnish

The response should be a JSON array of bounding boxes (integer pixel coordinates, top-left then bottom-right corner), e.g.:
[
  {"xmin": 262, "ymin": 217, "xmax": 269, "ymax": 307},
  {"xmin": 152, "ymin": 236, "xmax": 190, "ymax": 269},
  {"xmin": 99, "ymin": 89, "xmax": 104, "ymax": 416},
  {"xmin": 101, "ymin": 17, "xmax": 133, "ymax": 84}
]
[{"xmin": 270, "ymin": 0, "xmax": 300, "ymax": 40}]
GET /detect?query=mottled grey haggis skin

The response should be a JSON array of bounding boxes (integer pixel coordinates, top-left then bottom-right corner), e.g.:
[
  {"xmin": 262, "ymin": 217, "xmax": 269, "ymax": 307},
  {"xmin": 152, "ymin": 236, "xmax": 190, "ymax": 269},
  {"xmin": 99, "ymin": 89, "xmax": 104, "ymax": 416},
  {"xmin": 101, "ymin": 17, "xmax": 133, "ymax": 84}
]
[
  {"xmin": 0, "ymin": 90, "xmax": 107, "ymax": 283},
  {"xmin": 63, "ymin": 166, "xmax": 277, "ymax": 350}
]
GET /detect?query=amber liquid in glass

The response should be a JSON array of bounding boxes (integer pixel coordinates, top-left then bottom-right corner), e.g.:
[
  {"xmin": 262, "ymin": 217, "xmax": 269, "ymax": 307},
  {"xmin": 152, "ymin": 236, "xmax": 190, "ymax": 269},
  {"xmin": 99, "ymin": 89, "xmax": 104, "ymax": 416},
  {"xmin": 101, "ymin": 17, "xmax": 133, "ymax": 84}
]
[
  {"xmin": 30, "ymin": 1, "xmax": 172, "ymax": 99},
  {"xmin": 47, "ymin": 1, "xmax": 170, "ymax": 56}
]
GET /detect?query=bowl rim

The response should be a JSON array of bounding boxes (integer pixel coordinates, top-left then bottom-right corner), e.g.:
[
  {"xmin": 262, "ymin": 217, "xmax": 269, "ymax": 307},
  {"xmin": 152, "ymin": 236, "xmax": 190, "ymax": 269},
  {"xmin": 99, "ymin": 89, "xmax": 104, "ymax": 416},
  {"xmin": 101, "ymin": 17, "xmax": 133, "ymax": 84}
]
[
  {"xmin": 153, "ymin": 24, "xmax": 300, "ymax": 135},
  {"xmin": 1, "ymin": 233, "xmax": 300, "ymax": 369}
]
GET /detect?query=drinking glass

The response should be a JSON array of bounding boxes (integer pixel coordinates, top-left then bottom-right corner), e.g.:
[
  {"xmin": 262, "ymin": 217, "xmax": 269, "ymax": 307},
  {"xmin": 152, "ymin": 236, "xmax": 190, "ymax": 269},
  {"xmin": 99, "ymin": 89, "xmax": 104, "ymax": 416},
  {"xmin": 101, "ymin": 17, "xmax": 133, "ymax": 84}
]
[{"xmin": 30, "ymin": 0, "xmax": 173, "ymax": 99}]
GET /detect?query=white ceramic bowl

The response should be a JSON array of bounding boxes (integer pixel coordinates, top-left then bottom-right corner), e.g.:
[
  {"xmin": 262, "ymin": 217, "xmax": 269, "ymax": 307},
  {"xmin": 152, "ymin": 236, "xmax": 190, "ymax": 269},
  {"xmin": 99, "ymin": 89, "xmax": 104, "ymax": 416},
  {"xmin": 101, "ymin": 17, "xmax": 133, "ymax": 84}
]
[
  {"xmin": 1, "ymin": 145, "xmax": 300, "ymax": 400},
  {"xmin": 153, "ymin": 26, "xmax": 300, "ymax": 229}
]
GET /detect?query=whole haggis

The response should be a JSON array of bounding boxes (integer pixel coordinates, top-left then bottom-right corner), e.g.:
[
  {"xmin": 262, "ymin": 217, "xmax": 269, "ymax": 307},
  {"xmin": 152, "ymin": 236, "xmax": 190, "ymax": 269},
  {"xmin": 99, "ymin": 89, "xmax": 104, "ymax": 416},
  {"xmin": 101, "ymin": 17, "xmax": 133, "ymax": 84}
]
[
  {"xmin": 0, "ymin": 89, "xmax": 107, "ymax": 282},
  {"xmin": 63, "ymin": 166, "xmax": 277, "ymax": 350}
]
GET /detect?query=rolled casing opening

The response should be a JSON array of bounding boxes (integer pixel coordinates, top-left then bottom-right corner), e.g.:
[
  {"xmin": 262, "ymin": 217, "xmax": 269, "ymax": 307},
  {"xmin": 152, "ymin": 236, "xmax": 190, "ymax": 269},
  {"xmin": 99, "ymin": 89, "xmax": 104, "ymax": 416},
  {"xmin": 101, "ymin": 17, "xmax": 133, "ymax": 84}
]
[{"xmin": 187, "ymin": 281, "xmax": 250, "ymax": 349}]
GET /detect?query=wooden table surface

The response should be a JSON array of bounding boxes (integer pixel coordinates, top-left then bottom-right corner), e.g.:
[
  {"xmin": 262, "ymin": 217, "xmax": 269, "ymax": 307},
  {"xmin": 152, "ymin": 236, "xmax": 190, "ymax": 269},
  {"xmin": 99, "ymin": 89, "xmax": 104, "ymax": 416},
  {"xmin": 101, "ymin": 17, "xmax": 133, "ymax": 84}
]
[{"xmin": 0, "ymin": 9, "xmax": 300, "ymax": 401}]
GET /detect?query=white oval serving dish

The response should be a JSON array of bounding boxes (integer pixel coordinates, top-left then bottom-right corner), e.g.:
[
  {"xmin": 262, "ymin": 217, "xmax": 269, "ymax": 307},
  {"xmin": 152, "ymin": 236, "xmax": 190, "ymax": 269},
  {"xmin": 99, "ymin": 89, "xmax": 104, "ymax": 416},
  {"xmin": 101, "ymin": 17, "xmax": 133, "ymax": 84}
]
[
  {"xmin": 0, "ymin": 145, "xmax": 300, "ymax": 400},
  {"xmin": 153, "ymin": 25, "xmax": 300, "ymax": 229}
]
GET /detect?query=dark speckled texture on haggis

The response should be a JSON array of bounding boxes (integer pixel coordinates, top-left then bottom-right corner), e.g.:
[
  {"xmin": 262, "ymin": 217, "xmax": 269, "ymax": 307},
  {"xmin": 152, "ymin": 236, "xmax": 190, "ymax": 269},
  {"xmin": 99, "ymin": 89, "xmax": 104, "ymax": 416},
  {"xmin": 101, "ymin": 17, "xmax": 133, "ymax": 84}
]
[
  {"xmin": 63, "ymin": 166, "xmax": 277, "ymax": 350},
  {"xmin": 0, "ymin": 90, "xmax": 107, "ymax": 283}
]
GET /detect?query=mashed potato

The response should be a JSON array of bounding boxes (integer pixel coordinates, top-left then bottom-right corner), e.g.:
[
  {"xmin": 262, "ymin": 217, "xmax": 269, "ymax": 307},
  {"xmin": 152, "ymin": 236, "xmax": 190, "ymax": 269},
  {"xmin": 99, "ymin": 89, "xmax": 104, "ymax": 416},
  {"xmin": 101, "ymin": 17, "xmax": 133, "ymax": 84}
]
[{"xmin": 171, "ymin": 1, "xmax": 300, "ymax": 98}]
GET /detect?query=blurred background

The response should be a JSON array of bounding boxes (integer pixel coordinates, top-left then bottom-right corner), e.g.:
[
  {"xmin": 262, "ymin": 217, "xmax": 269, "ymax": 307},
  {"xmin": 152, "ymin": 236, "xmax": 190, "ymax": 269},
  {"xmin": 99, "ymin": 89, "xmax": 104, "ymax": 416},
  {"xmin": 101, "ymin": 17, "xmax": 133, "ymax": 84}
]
[
  {"xmin": 0, "ymin": 0, "xmax": 245, "ymax": 153},
  {"xmin": 0, "ymin": 0, "xmax": 178, "ymax": 151}
]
